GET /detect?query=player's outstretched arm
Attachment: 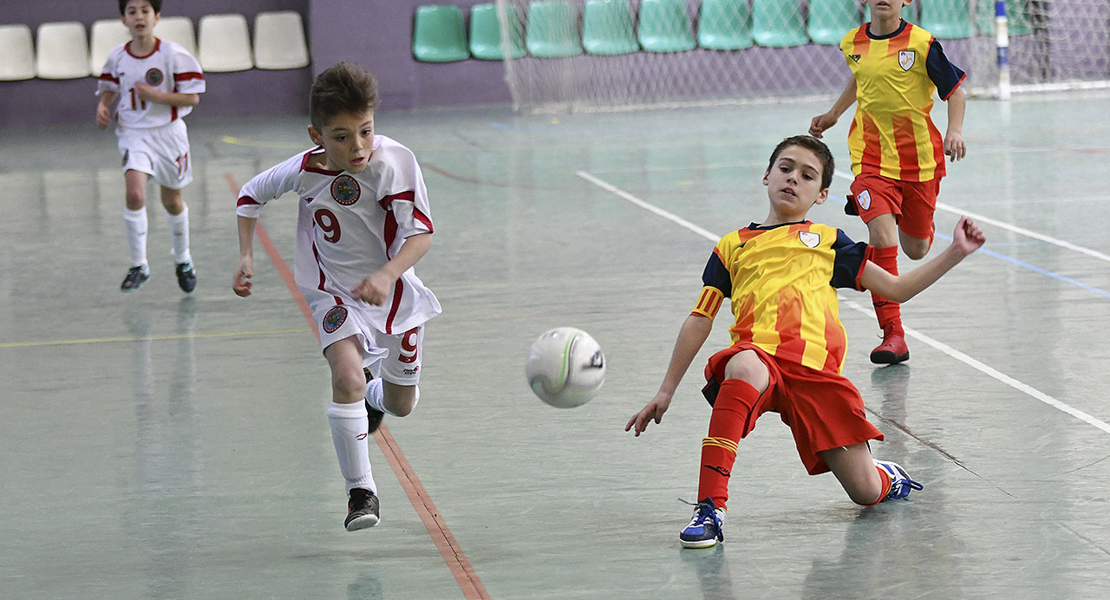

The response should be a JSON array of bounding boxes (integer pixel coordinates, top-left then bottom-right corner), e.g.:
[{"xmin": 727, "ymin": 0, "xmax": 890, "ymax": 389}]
[
  {"xmin": 626, "ymin": 314, "xmax": 713, "ymax": 437},
  {"xmin": 944, "ymin": 87, "xmax": 967, "ymax": 162},
  {"xmin": 233, "ymin": 215, "xmax": 257, "ymax": 297},
  {"xmin": 809, "ymin": 78, "xmax": 857, "ymax": 138},
  {"xmin": 860, "ymin": 216, "xmax": 985, "ymax": 303}
]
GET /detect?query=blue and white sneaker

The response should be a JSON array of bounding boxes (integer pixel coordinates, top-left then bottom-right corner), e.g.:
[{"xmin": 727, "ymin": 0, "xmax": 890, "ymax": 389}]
[
  {"xmin": 680, "ymin": 498, "xmax": 726, "ymax": 548},
  {"xmin": 874, "ymin": 459, "xmax": 924, "ymax": 501}
]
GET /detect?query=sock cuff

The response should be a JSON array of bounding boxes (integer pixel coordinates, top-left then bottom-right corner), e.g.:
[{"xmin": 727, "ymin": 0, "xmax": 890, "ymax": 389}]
[
  {"xmin": 124, "ymin": 207, "xmax": 147, "ymax": 221},
  {"xmin": 327, "ymin": 401, "xmax": 367, "ymax": 420},
  {"xmin": 167, "ymin": 205, "xmax": 189, "ymax": 223},
  {"xmin": 864, "ymin": 465, "xmax": 893, "ymax": 505}
]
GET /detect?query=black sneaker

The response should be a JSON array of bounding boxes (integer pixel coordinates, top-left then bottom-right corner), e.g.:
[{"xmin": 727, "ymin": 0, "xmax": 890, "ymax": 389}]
[
  {"xmin": 175, "ymin": 261, "xmax": 197, "ymax": 293},
  {"xmin": 364, "ymin": 367, "xmax": 385, "ymax": 434},
  {"xmin": 345, "ymin": 488, "xmax": 380, "ymax": 531},
  {"xmin": 121, "ymin": 266, "xmax": 150, "ymax": 292}
]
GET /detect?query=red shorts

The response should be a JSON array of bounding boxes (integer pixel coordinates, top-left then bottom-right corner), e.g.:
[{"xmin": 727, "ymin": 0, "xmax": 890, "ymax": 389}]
[
  {"xmin": 850, "ymin": 173, "xmax": 941, "ymax": 243},
  {"xmin": 702, "ymin": 343, "xmax": 883, "ymax": 475}
]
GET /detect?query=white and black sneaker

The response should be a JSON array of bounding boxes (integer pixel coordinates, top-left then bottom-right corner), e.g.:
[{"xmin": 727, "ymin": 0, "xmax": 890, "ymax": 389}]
[
  {"xmin": 121, "ymin": 266, "xmax": 150, "ymax": 292},
  {"xmin": 345, "ymin": 488, "xmax": 380, "ymax": 531}
]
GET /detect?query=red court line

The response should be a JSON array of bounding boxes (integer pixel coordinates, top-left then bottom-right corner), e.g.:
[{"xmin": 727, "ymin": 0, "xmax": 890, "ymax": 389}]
[{"xmin": 224, "ymin": 173, "xmax": 490, "ymax": 600}]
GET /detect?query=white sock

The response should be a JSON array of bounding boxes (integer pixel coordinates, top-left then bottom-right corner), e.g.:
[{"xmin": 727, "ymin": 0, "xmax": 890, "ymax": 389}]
[
  {"xmin": 327, "ymin": 402, "xmax": 376, "ymax": 495},
  {"xmin": 124, "ymin": 208, "xmax": 148, "ymax": 269},
  {"xmin": 365, "ymin": 379, "xmax": 420, "ymax": 417},
  {"xmin": 166, "ymin": 205, "xmax": 191, "ymax": 265},
  {"xmin": 364, "ymin": 378, "xmax": 387, "ymax": 414}
]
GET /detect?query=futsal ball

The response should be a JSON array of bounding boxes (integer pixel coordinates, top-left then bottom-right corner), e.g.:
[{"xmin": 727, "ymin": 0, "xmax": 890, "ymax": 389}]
[{"xmin": 525, "ymin": 327, "xmax": 606, "ymax": 409}]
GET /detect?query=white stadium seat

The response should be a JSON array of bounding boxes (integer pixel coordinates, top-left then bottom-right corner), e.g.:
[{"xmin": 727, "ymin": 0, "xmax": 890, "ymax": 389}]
[
  {"xmin": 197, "ymin": 13, "xmax": 253, "ymax": 72},
  {"xmin": 253, "ymin": 11, "xmax": 309, "ymax": 70},
  {"xmin": 0, "ymin": 24, "xmax": 35, "ymax": 81},
  {"xmin": 88, "ymin": 19, "xmax": 131, "ymax": 76},
  {"xmin": 155, "ymin": 16, "xmax": 196, "ymax": 56},
  {"xmin": 35, "ymin": 21, "xmax": 89, "ymax": 79}
]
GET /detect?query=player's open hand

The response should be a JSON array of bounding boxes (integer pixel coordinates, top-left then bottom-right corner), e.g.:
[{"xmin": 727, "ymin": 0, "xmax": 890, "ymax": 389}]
[
  {"xmin": 809, "ymin": 113, "xmax": 837, "ymax": 138},
  {"xmin": 952, "ymin": 216, "xmax": 985, "ymax": 255},
  {"xmin": 352, "ymin": 271, "xmax": 393, "ymax": 306},
  {"xmin": 95, "ymin": 103, "xmax": 111, "ymax": 130},
  {"xmin": 626, "ymin": 393, "xmax": 672, "ymax": 437},
  {"xmin": 944, "ymin": 131, "xmax": 967, "ymax": 162},
  {"xmin": 232, "ymin": 257, "xmax": 253, "ymax": 297}
]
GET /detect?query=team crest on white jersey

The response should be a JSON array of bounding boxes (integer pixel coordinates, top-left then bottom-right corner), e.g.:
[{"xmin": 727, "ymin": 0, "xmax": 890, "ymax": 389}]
[
  {"xmin": 331, "ymin": 175, "xmax": 361, "ymax": 206},
  {"xmin": 898, "ymin": 50, "xmax": 916, "ymax": 71},
  {"xmin": 857, "ymin": 189, "xmax": 872, "ymax": 210},
  {"xmin": 322, "ymin": 306, "xmax": 348, "ymax": 333},
  {"xmin": 145, "ymin": 68, "xmax": 164, "ymax": 85},
  {"xmin": 799, "ymin": 231, "xmax": 821, "ymax": 248}
]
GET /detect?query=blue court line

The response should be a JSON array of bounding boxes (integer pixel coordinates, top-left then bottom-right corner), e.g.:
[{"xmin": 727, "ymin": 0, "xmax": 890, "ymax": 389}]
[{"xmin": 828, "ymin": 195, "xmax": 1110, "ymax": 301}]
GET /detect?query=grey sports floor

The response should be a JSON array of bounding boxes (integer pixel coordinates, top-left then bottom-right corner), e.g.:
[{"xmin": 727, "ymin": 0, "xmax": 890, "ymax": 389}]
[{"xmin": 3, "ymin": 92, "xmax": 1110, "ymax": 599}]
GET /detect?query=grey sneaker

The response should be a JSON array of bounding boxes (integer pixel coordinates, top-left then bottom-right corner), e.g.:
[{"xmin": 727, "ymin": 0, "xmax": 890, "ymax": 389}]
[
  {"xmin": 345, "ymin": 488, "xmax": 380, "ymax": 531},
  {"xmin": 175, "ymin": 261, "xmax": 197, "ymax": 293}
]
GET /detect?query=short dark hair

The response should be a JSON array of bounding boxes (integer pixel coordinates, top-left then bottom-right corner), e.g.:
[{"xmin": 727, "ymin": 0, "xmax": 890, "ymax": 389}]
[
  {"xmin": 767, "ymin": 135, "xmax": 835, "ymax": 190},
  {"xmin": 119, "ymin": 0, "xmax": 162, "ymax": 15},
  {"xmin": 309, "ymin": 62, "xmax": 381, "ymax": 131}
]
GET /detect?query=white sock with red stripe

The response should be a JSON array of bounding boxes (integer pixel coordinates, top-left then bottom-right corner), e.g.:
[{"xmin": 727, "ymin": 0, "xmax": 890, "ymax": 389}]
[{"xmin": 327, "ymin": 401, "xmax": 376, "ymax": 495}]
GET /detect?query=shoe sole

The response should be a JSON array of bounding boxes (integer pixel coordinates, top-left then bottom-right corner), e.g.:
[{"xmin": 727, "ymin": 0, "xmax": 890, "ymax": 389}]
[
  {"xmin": 121, "ymin": 278, "xmax": 150, "ymax": 293},
  {"xmin": 345, "ymin": 514, "xmax": 380, "ymax": 531},
  {"xmin": 680, "ymin": 537, "xmax": 719, "ymax": 549},
  {"xmin": 870, "ymin": 350, "xmax": 909, "ymax": 365}
]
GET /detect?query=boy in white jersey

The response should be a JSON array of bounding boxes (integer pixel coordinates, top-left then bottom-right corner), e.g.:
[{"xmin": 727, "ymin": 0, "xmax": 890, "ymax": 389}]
[
  {"xmin": 96, "ymin": 0, "xmax": 204, "ymax": 293},
  {"xmin": 232, "ymin": 62, "xmax": 441, "ymax": 531}
]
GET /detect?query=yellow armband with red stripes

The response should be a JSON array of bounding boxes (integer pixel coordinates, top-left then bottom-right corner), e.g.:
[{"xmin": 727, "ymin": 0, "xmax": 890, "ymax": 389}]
[{"xmin": 691, "ymin": 286, "xmax": 725, "ymax": 319}]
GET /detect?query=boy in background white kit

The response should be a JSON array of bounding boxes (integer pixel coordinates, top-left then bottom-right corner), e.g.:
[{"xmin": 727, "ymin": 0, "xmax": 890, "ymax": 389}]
[
  {"xmin": 96, "ymin": 0, "xmax": 204, "ymax": 293},
  {"xmin": 232, "ymin": 62, "xmax": 441, "ymax": 531}
]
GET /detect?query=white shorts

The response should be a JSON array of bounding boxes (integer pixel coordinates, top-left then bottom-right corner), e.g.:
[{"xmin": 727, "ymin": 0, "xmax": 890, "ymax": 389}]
[
  {"xmin": 116, "ymin": 120, "xmax": 192, "ymax": 190},
  {"xmin": 315, "ymin": 303, "xmax": 425, "ymax": 386}
]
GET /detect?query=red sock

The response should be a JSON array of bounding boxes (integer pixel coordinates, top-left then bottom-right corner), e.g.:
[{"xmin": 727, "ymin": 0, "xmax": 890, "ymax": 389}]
[
  {"xmin": 863, "ymin": 466, "xmax": 893, "ymax": 506},
  {"xmin": 697, "ymin": 379, "xmax": 759, "ymax": 511},
  {"xmin": 870, "ymin": 245, "xmax": 903, "ymax": 334}
]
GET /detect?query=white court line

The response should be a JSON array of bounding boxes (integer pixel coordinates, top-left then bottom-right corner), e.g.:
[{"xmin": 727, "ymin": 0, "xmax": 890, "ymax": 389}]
[
  {"xmin": 577, "ymin": 169, "xmax": 1110, "ymax": 436},
  {"xmin": 833, "ymin": 170, "xmax": 1110, "ymax": 263}
]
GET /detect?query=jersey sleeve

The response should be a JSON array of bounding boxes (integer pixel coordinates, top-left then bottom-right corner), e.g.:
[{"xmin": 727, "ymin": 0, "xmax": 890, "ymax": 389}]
[
  {"xmin": 95, "ymin": 48, "xmax": 121, "ymax": 96},
  {"xmin": 830, "ymin": 229, "xmax": 872, "ymax": 291},
  {"xmin": 377, "ymin": 143, "xmax": 434, "ymax": 238},
  {"xmin": 925, "ymin": 39, "xmax": 966, "ymax": 100},
  {"xmin": 236, "ymin": 152, "xmax": 306, "ymax": 218},
  {"xmin": 171, "ymin": 45, "xmax": 205, "ymax": 94},
  {"xmin": 691, "ymin": 245, "xmax": 731, "ymax": 319}
]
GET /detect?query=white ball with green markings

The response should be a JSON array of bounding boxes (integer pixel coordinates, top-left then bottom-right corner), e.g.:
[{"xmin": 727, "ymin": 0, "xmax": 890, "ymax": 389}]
[{"xmin": 525, "ymin": 327, "xmax": 606, "ymax": 409}]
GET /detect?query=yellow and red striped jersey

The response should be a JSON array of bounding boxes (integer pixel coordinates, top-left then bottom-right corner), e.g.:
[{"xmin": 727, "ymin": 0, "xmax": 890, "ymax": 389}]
[
  {"xmin": 841, "ymin": 20, "xmax": 966, "ymax": 182},
  {"xmin": 692, "ymin": 222, "xmax": 870, "ymax": 374}
]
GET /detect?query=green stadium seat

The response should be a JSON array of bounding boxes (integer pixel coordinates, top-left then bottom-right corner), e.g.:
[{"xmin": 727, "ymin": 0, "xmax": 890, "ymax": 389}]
[
  {"xmin": 525, "ymin": 1, "xmax": 584, "ymax": 58},
  {"xmin": 412, "ymin": 5, "xmax": 470, "ymax": 63},
  {"xmin": 697, "ymin": 0, "xmax": 753, "ymax": 51},
  {"xmin": 752, "ymin": 0, "xmax": 808, "ymax": 48},
  {"xmin": 582, "ymin": 0, "xmax": 639, "ymax": 55},
  {"xmin": 638, "ymin": 0, "xmax": 696, "ymax": 53},
  {"xmin": 919, "ymin": 0, "xmax": 971, "ymax": 39},
  {"xmin": 469, "ymin": 3, "xmax": 525, "ymax": 60},
  {"xmin": 807, "ymin": 0, "xmax": 861, "ymax": 45}
]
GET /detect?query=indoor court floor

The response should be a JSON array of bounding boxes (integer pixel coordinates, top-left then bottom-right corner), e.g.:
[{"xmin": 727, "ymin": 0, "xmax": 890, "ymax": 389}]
[{"xmin": 2, "ymin": 92, "xmax": 1110, "ymax": 599}]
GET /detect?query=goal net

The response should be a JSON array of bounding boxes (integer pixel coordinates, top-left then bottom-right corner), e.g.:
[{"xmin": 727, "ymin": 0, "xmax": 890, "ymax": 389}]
[{"xmin": 495, "ymin": 0, "xmax": 1110, "ymax": 113}]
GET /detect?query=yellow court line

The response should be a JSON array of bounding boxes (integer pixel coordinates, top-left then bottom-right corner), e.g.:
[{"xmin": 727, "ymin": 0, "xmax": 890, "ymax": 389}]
[{"xmin": 0, "ymin": 328, "xmax": 313, "ymax": 349}]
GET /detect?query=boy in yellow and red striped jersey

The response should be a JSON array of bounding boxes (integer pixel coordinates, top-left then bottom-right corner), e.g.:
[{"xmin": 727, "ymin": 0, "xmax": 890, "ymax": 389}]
[
  {"xmin": 810, "ymin": 0, "xmax": 968, "ymax": 364},
  {"xmin": 626, "ymin": 136, "xmax": 984, "ymax": 548}
]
